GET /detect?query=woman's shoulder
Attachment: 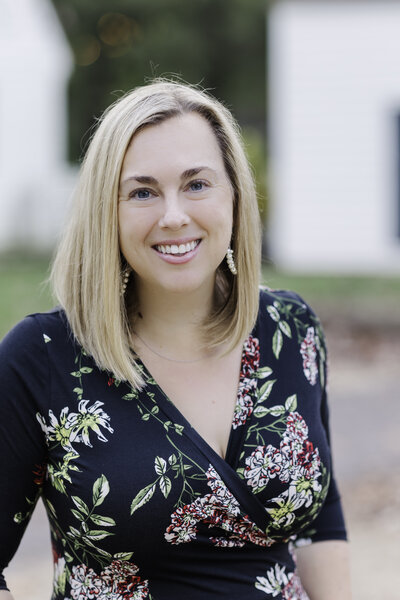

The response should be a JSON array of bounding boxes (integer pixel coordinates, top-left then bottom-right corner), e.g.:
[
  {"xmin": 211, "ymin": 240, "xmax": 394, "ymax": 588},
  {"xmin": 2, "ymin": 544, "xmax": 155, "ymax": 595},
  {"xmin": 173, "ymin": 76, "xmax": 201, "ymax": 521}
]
[
  {"xmin": 258, "ymin": 285, "xmax": 315, "ymax": 316},
  {"xmin": 1, "ymin": 306, "xmax": 70, "ymax": 356},
  {"xmin": 257, "ymin": 285, "xmax": 326, "ymax": 348}
]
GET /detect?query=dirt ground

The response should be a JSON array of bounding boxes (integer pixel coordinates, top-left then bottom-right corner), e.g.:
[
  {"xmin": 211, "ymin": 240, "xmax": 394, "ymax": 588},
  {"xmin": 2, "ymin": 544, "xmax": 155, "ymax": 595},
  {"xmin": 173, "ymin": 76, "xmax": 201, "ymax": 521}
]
[{"xmin": 4, "ymin": 325, "xmax": 400, "ymax": 599}]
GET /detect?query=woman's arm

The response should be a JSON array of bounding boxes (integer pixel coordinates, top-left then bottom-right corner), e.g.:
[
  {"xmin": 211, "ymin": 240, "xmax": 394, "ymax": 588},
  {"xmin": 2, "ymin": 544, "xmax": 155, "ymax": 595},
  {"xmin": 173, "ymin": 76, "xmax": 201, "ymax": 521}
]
[
  {"xmin": 296, "ymin": 539, "xmax": 352, "ymax": 600},
  {"xmin": 0, "ymin": 317, "xmax": 48, "ymax": 593}
]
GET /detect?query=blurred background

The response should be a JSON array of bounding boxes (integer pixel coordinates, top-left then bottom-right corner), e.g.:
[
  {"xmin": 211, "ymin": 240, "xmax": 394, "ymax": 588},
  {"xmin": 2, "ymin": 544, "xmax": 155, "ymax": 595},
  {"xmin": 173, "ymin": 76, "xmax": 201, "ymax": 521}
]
[{"xmin": 1, "ymin": 0, "xmax": 399, "ymax": 598}]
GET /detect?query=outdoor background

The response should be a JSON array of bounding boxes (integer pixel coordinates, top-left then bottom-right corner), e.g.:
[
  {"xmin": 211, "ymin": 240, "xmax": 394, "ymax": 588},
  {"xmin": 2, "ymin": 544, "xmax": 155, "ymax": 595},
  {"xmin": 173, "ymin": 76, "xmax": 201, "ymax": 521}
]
[{"xmin": 1, "ymin": 0, "xmax": 400, "ymax": 598}]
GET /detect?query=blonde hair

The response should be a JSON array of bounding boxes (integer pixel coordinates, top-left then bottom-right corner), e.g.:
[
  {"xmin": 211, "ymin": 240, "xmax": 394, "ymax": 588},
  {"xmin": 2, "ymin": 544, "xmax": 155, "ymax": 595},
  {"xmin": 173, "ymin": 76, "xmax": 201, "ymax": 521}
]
[{"xmin": 51, "ymin": 80, "xmax": 261, "ymax": 389}]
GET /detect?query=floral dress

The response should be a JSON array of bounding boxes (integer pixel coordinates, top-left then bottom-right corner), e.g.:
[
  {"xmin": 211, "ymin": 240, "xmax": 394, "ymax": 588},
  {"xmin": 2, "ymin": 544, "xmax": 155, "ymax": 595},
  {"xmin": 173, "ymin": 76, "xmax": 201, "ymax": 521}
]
[{"xmin": 0, "ymin": 289, "xmax": 346, "ymax": 599}]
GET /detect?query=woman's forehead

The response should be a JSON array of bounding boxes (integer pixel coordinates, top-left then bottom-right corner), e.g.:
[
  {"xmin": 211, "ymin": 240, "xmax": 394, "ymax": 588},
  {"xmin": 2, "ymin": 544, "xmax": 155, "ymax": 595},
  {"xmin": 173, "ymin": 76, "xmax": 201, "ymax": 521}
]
[{"xmin": 120, "ymin": 113, "xmax": 225, "ymax": 180}]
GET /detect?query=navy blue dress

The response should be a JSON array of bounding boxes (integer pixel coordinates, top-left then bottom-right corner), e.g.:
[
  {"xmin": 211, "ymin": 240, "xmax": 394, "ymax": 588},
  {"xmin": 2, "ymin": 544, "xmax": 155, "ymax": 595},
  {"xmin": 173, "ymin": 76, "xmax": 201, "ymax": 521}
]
[{"xmin": 0, "ymin": 289, "xmax": 346, "ymax": 599}]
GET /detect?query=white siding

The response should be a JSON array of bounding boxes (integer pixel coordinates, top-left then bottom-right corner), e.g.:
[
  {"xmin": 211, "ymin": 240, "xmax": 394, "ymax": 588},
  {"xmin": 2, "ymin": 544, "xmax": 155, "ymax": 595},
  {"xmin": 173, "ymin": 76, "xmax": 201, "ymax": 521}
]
[
  {"xmin": 0, "ymin": 0, "xmax": 75, "ymax": 251},
  {"xmin": 268, "ymin": 0, "xmax": 400, "ymax": 273}
]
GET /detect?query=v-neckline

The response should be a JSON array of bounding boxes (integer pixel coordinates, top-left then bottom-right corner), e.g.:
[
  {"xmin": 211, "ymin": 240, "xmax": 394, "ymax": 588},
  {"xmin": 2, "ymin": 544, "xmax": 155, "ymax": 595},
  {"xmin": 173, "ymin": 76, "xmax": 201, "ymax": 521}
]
[
  {"xmin": 135, "ymin": 330, "xmax": 255, "ymax": 467},
  {"xmin": 133, "ymin": 319, "xmax": 272, "ymax": 532}
]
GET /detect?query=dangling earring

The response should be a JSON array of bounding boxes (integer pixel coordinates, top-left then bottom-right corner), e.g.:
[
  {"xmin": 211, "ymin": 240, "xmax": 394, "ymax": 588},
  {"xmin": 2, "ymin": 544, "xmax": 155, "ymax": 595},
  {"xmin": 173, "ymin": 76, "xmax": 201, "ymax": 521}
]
[
  {"xmin": 226, "ymin": 247, "xmax": 237, "ymax": 275},
  {"xmin": 120, "ymin": 266, "xmax": 131, "ymax": 296}
]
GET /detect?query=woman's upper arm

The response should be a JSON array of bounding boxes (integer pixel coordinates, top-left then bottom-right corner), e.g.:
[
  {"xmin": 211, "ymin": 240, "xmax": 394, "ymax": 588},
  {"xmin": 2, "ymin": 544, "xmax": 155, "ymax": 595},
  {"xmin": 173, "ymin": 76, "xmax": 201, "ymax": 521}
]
[
  {"xmin": 0, "ymin": 317, "xmax": 48, "ymax": 591},
  {"xmin": 296, "ymin": 539, "xmax": 352, "ymax": 600}
]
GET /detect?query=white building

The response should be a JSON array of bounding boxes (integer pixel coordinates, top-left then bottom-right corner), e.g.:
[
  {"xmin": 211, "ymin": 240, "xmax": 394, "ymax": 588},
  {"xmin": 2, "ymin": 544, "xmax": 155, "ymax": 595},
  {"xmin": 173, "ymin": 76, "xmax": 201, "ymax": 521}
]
[
  {"xmin": 0, "ymin": 0, "xmax": 75, "ymax": 252},
  {"xmin": 268, "ymin": 0, "xmax": 400, "ymax": 274}
]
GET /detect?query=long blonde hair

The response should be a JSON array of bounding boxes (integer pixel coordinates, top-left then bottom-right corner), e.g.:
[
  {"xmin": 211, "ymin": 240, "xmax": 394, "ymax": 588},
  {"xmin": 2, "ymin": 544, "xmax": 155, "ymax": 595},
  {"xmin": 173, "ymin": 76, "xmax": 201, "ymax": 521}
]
[{"xmin": 51, "ymin": 80, "xmax": 261, "ymax": 389}]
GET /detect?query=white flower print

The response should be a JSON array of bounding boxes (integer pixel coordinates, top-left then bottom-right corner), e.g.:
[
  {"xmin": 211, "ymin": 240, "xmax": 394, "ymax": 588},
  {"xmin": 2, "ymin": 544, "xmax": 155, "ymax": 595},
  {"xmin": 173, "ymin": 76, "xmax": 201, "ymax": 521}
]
[
  {"xmin": 37, "ymin": 401, "xmax": 113, "ymax": 451},
  {"xmin": 36, "ymin": 407, "xmax": 77, "ymax": 453},
  {"xmin": 255, "ymin": 563, "xmax": 290, "ymax": 596},
  {"xmin": 68, "ymin": 560, "xmax": 149, "ymax": 600},
  {"xmin": 164, "ymin": 503, "xmax": 200, "ymax": 544},
  {"xmin": 300, "ymin": 327, "xmax": 318, "ymax": 385},
  {"xmin": 206, "ymin": 465, "xmax": 241, "ymax": 516},
  {"xmin": 69, "ymin": 564, "xmax": 103, "ymax": 600},
  {"xmin": 232, "ymin": 335, "xmax": 260, "ymax": 429},
  {"xmin": 232, "ymin": 392, "xmax": 254, "ymax": 428},
  {"xmin": 102, "ymin": 559, "xmax": 149, "ymax": 599},
  {"xmin": 255, "ymin": 564, "xmax": 309, "ymax": 599},
  {"xmin": 66, "ymin": 400, "xmax": 114, "ymax": 447},
  {"xmin": 284, "ymin": 412, "xmax": 308, "ymax": 445},
  {"xmin": 266, "ymin": 486, "xmax": 309, "ymax": 529},
  {"xmin": 165, "ymin": 464, "xmax": 273, "ymax": 548},
  {"xmin": 244, "ymin": 445, "xmax": 282, "ymax": 491},
  {"xmin": 282, "ymin": 572, "xmax": 310, "ymax": 599},
  {"xmin": 279, "ymin": 413, "xmax": 321, "ymax": 486}
]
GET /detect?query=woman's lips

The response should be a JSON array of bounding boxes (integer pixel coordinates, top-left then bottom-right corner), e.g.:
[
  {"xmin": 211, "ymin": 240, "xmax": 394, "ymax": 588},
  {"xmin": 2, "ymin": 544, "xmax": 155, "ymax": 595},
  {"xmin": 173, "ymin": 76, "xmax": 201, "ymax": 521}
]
[{"xmin": 152, "ymin": 239, "xmax": 201, "ymax": 264}]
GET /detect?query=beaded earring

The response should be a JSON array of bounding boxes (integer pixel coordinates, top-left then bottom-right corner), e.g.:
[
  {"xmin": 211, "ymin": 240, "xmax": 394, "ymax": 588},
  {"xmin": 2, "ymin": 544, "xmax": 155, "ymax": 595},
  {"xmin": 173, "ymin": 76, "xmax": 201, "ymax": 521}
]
[
  {"xmin": 120, "ymin": 266, "xmax": 131, "ymax": 296},
  {"xmin": 226, "ymin": 247, "xmax": 237, "ymax": 275}
]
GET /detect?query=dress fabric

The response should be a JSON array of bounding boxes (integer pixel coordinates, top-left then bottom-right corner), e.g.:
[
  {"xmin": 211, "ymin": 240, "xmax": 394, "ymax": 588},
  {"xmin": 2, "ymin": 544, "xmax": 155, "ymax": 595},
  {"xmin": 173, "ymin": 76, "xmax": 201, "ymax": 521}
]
[{"xmin": 0, "ymin": 289, "xmax": 346, "ymax": 599}]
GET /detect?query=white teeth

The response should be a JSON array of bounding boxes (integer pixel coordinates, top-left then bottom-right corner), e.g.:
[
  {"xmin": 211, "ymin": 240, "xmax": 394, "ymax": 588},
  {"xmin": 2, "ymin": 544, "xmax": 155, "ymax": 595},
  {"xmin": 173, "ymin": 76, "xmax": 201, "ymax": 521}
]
[{"xmin": 155, "ymin": 240, "xmax": 199, "ymax": 255}]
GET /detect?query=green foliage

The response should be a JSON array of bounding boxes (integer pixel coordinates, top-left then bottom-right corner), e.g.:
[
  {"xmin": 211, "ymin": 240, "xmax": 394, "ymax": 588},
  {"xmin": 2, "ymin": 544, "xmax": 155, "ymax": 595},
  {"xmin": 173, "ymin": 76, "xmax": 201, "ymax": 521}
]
[
  {"xmin": 242, "ymin": 127, "xmax": 268, "ymax": 220},
  {"xmin": 51, "ymin": 0, "xmax": 267, "ymax": 162}
]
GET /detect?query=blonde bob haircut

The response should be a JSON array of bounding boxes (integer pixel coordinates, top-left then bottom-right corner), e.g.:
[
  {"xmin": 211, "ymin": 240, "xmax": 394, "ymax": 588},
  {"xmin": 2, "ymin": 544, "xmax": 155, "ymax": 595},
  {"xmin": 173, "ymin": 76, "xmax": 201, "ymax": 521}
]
[{"xmin": 51, "ymin": 79, "xmax": 261, "ymax": 389}]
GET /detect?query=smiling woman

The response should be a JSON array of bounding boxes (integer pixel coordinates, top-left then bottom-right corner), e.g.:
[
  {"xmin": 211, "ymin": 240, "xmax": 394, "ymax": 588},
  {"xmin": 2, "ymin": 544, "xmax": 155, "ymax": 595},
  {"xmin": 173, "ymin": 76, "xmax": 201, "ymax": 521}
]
[
  {"xmin": 0, "ymin": 80, "xmax": 351, "ymax": 600},
  {"xmin": 118, "ymin": 113, "xmax": 234, "ymax": 303}
]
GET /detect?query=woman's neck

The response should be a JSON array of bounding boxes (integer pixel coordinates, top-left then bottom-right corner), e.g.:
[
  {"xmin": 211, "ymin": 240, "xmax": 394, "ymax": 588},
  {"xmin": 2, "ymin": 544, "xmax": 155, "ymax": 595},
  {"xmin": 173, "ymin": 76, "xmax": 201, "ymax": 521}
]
[{"xmin": 130, "ymin": 284, "xmax": 215, "ymax": 356}]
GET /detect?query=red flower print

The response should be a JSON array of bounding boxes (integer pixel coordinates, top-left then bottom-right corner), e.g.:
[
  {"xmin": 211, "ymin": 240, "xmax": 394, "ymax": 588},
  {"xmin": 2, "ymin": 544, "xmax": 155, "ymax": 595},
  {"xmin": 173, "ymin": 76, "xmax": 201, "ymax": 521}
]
[{"xmin": 33, "ymin": 463, "xmax": 46, "ymax": 486}]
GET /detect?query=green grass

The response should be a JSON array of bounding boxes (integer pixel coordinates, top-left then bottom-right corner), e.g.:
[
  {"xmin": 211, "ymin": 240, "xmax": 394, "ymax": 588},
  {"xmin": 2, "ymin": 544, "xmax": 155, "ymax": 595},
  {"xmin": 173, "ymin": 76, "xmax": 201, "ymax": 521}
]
[
  {"xmin": 1, "ymin": 255, "xmax": 399, "ymax": 339},
  {"xmin": 0, "ymin": 255, "xmax": 54, "ymax": 339}
]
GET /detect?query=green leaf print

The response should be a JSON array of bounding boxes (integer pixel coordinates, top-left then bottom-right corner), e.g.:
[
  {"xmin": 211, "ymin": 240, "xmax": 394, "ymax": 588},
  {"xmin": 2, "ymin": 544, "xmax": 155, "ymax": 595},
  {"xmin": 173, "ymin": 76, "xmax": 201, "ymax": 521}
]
[
  {"xmin": 267, "ymin": 305, "xmax": 280, "ymax": 322},
  {"xmin": 272, "ymin": 328, "xmax": 283, "ymax": 359},
  {"xmin": 92, "ymin": 475, "xmax": 110, "ymax": 508},
  {"xmin": 159, "ymin": 475, "xmax": 172, "ymax": 499},
  {"xmin": 130, "ymin": 483, "xmax": 157, "ymax": 515},
  {"xmin": 257, "ymin": 379, "xmax": 276, "ymax": 403},
  {"xmin": 122, "ymin": 392, "xmax": 139, "ymax": 401},
  {"xmin": 71, "ymin": 495, "xmax": 90, "ymax": 516},
  {"xmin": 269, "ymin": 405, "xmax": 285, "ymax": 417},
  {"xmin": 71, "ymin": 509, "xmax": 84, "ymax": 521},
  {"xmin": 85, "ymin": 530, "xmax": 114, "ymax": 541},
  {"xmin": 114, "ymin": 552, "xmax": 134, "ymax": 561},
  {"xmin": 253, "ymin": 405, "xmax": 270, "ymax": 418},
  {"xmin": 253, "ymin": 366, "xmax": 273, "ymax": 379},
  {"xmin": 285, "ymin": 394, "xmax": 297, "ymax": 412},
  {"xmin": 278, "ymin": 320, "xmax": 292, "ymax": 338},
  {"xmin": 154, "ymin": 456, "xmax": 167, "ymax": 476},
  {"xmin": 90, "ymin": 514, "xmax": 116, "ymax": 527},
  {"xmin": 168, "ymin": 454, "xmax": 177, "ymax": 465}
]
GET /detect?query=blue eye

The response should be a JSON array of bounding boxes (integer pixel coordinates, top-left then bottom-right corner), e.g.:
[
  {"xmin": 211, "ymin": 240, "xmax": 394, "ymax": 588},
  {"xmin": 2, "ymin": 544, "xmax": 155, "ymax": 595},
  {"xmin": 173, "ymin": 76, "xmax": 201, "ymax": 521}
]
[
  {"xmin": 189, "ymin": 180, "xmax": 207, "ymax": 192},
  {"xmin": 129, "ymin": 188, "xmax": 153, "ymax": 200}
]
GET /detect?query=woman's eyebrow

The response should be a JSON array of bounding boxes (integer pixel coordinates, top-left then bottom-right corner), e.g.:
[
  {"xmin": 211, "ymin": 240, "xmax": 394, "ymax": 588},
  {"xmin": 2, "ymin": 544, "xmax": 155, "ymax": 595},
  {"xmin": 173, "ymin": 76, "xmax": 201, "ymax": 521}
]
[
  {"xmin": 181, "ymin": 166, "xmax": 217, "ymax": 179},
  {"xmin": 120, "ymin": 167, "xmax": 216, "ymax": 187},
  {"xmin": 120, "ymin": 175, "xmax": 158, "ymax": 185}
]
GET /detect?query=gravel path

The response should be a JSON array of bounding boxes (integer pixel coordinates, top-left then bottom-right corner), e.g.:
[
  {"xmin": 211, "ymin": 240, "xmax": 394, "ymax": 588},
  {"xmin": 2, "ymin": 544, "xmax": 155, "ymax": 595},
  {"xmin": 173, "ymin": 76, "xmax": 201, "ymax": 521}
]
[{"xmin": 4, "ymin": 327, "xmax": 400, "ymax": 599}]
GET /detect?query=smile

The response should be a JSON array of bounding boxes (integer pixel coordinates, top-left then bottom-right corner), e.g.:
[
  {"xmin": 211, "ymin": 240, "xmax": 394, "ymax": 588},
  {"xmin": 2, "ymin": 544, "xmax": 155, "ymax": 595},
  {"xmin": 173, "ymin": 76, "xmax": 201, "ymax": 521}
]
[{"xmin": 154, "ymin": 240, "xmax": 201, "ymax": 256}]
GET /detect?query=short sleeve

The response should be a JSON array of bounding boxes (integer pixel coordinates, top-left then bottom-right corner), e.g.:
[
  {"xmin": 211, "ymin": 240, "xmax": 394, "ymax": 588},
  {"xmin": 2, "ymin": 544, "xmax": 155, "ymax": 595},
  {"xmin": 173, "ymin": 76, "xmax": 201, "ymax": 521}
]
[
  {"xmin": 296, "ymin": 297, "xmax": 347, "ymax": 544},
  {"xmin": 0, "ymin": 317, "xmax": 49, "ymax": 590}
]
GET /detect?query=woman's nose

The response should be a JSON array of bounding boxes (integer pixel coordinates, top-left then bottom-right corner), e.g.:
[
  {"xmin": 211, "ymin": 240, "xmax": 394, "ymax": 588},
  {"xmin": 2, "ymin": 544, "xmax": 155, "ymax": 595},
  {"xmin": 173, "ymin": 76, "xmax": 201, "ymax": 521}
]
[{"xmin": 158, "ymin": 194, "xmax": 190, "ymax": 230}]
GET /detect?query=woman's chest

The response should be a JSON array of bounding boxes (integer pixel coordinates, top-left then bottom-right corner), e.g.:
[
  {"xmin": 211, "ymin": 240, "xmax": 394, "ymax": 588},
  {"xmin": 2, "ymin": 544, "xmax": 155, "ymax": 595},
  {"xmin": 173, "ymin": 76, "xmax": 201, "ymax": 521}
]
[{"xmin": 138, "ymin": 345, "xmax": 244, "ymax": 459}]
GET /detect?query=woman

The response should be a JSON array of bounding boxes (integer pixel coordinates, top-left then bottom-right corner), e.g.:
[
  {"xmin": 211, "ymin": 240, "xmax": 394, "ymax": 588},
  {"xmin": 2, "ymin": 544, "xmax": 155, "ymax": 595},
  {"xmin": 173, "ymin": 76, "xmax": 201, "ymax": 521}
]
[{"xmin": 0, "ymin": 81, "xmax": 351, "ymax": 599}]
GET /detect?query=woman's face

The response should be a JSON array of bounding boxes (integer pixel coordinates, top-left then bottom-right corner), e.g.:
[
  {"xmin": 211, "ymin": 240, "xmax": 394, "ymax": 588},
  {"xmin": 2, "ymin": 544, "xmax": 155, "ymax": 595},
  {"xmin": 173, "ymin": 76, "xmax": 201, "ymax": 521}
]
[{"xmin": 118, "ymin": 112, "xmax": 234, "ymax": 298}]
